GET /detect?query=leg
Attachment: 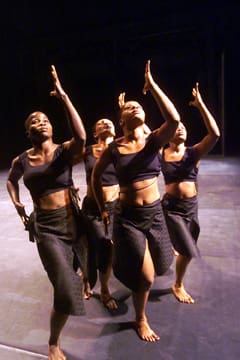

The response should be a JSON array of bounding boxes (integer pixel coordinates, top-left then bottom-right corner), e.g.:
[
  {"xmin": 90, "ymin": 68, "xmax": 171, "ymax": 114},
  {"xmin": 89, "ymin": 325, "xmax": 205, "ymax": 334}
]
[
  {"xmin": 99, "ymin": 264, "xmax": 118, "ymax": 309},
  {"xmin": 48, "ymin": 308, "xmax": 68, "ymax": 360},
  {"xmin": 132, "ymin": 241, "xmax": 160, "ymax": 342},
  {"xmin": 82, "ymin": 277, "xmax": 93, "ymax": 300},
  {"xmin": 172, "ymin": 254, "xmax": 194, "ymax": 303}
]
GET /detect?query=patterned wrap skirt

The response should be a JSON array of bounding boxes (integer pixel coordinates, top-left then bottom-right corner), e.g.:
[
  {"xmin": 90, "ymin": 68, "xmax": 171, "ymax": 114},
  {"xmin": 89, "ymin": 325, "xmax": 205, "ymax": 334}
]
[
  {"xmin": 33, "ymin": 205, "xmax": 86, "ymax": 316},
  {"xmin": 112, "ymin": 199, "xmax": 173, "ymax": 292},
  {"xmin": 81, "ymin": 196, "xmax": 116, "ymax": 275},
  {"xmin": 161, "ymin": 193, "xmax": 200, "ymax": 258}
]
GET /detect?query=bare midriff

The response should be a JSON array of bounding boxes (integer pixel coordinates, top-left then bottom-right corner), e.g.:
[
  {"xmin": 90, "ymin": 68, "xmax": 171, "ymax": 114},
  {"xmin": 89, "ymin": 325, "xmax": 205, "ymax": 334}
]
[
  {"xmin": 34, "ymin": 188, "xmax": 71, "ymax": 210},
  {"xmin": 119, "ymin": 177, "xmax": 160, "ymax": 206},
  {"xmin": 165, "ymin": 181, "xmax": 197, "ymax": 199},
  {"xmin": 87, "ymin": 184, "xmax": 119, "ymax": 203}
]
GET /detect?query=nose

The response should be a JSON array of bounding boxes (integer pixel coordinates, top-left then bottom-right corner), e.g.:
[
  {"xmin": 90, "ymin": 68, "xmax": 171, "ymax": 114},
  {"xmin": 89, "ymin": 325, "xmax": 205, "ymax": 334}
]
[{"xmin": 131, "ymin": 104, "xmax": 140, "ymax": 110}]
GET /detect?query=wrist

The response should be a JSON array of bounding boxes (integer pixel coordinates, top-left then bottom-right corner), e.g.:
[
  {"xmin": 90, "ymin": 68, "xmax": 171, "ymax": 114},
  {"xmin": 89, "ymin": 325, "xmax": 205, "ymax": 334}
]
[{"xmin": 60, "ymin": 92, "xmax": 68, "ymax": 101}]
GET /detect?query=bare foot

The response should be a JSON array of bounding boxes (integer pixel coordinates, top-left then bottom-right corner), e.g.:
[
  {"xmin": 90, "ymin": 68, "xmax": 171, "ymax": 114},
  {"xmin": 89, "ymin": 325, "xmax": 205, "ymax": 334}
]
[
  {"xmin": 172, "ymin": 284, "xmax": 195, "ymax": 304},
  {"xmin": 83, "ymin": 280, "xmax": 93, "ymax": 300},
  {"xmin": 173, "ymin": 247, "xmax": 179, "ymax": 256},
  {"xmin": 48, "ymin": 344, "xmax": 66, "ymax": 360},
  {"xmin": 135, "ymin": 319, "xmax": 160, "ymax": 342},
  {"xmin": 100, "ymin": 292, "xmax": 118, "ymax": 310}
]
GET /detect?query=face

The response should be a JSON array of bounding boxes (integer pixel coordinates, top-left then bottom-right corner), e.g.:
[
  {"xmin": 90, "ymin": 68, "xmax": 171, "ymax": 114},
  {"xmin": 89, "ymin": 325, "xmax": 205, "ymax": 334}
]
[
  {"xmin": 120, "ymin": 101, "xmax": 145, "ymax": 130},
  {"xmin": 25, "ymin": 112, "xmax": 53, "ymax": 140},
  {"xmin": 94, "ymin": 119, "xmax": 115, "ymax": 139},
  {"xmin": 171, "ymin": 122, "xmax": 187, "ymax": 143}
]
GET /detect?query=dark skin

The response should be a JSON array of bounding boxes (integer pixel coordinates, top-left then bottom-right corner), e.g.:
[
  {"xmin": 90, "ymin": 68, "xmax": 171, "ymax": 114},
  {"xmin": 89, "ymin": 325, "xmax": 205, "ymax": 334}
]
[
  {"xmin": 163, "ymin": 83, "xmax": 220, "ymax": 304},
  {"xmin": 83, "ymin": 118, "xmax": 118, "ymax": 309},
  {"xmin": 7, "ymin": 65, "xmax": 86, "ymax": 360},
  {"xmin": 92, "ymin": 60, "xmax": 180, "ymax": 342}
]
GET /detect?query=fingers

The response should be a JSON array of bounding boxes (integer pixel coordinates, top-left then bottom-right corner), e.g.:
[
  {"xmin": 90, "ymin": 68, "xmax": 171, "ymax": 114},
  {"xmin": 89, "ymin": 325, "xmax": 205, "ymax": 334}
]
[
  {"xmin": 118, "ymin": 92, "xmax": 126, "ymax": 108},
  {"xmin": 51, "ymin": 64, "xmax": 60, "ymax": 84},
  {"xmin": 145, "ymin": 59, "xmax": 150, "ymax": 72},
  {"xmin": 51, "ymin": 65, "xmax": 57, "ymax": 80},
  {"xmin": 143, "ymin": 59, "xmax": 151, "ymax": 95}
]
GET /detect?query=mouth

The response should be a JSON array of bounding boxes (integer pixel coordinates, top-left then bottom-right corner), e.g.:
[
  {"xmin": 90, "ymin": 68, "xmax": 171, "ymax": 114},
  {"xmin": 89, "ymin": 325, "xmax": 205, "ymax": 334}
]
[{"xmin": 38, "ymin": 128, "xmax": 48, "ymax": 133}]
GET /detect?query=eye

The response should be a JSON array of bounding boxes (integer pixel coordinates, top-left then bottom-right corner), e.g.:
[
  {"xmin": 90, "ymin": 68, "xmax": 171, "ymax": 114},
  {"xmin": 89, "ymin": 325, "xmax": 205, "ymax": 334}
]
[{"xmin": 30, "ymin": 118, "xmax": 38, "ymax": 124}]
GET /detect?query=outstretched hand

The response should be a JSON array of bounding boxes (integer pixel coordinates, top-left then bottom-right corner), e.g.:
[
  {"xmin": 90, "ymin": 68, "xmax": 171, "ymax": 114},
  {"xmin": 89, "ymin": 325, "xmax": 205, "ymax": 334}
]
[
  {"xmin": 118, "ymin": 92, "xmax": 126, "ymax": 109},
  {"xmin": 143, "ymin": 59, "xmax": 154, "ymax": 95},
  {"xmin": 189, "ymin": 82, "xmax": 203, "ymax": 107},
  {"xmin": 50, "ymin": 65, "xmax": 66, "ymax": 98}
]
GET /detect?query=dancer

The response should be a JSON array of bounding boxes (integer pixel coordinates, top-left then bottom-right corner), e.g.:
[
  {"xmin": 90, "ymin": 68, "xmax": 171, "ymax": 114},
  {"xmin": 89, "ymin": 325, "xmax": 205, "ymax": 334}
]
[
  {"xmin": 7, "ymin": 65, "xmax": 86, "ymax": 360},
  {"xmin": 81, "ymin": 118, "xmax": 118, "ymax": 309},
  {"xmin": 161, "ymin": 82, "xmax": 220, "ymax": 304},
  {"xmin": 92, "ymin": 60, "xmax": 180, "ymax": 342}
]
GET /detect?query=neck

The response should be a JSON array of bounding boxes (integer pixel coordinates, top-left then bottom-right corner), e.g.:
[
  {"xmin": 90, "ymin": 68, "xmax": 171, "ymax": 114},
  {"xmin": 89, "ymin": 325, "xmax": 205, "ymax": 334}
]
[
  {"xmin": 124, "ymin": 125, "xmax": 145, "ymax": 141},
  {"xmin": 169, "ymin": 141, "xmax": 185, "ymax": 152},
  {"xmin": 32, "ymin": 138, "xmax": 55, "ymax": 153}
]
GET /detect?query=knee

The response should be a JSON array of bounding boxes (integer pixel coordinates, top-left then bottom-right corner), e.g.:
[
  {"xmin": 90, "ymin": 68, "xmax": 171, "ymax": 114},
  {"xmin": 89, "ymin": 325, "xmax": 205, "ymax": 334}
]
[{"xmin": 140, "ymin": 274, "xmax": 154, "ymax": 291}]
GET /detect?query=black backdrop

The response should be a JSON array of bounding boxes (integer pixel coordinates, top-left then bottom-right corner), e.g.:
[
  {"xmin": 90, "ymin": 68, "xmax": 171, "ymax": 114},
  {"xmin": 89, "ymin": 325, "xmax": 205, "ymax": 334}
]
[{"xmin": 1, "ymin": 1, "xmax": 239, "ymax": 168}]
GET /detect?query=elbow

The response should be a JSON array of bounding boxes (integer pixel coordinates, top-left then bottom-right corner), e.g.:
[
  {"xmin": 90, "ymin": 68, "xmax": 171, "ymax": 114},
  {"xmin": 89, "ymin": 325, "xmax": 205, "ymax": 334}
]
[
  {"xmin": 214, "ymin": 127, "xmax": 221, "ymax": 141},
  {"xmin": 167, "ymin": 113, "xmax": 181, "ymax": 126}
]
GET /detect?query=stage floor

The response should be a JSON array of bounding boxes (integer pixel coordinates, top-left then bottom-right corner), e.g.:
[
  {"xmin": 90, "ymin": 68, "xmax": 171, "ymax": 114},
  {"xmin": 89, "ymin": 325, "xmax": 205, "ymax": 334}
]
[{"xmin": 0, "ymin": 156, "xmax": 240, "ymax": 360}]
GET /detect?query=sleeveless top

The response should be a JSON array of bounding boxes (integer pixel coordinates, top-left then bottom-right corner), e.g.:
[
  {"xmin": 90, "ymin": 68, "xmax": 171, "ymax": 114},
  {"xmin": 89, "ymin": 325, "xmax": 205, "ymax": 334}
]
[
  {"xmin": 8, "ymin": 144, "xmax": 73, "ymax": 200},
  {"xmin": 108, "ymin": 133, "xmax": 162, "ymax": 186},
  {"xmin": 84, "ymin": 145, "xmax": 118, "ymax": 186},
  {"xmin": 161, "ymin": 146, "xmax": 199, "ymax": 185}
]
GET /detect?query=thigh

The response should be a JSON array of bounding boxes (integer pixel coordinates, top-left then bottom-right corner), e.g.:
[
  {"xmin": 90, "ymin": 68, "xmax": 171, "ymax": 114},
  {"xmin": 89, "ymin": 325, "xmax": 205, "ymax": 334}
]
[
  {"xmin": 141, "ymin": 240, "xmax": 155, "ymax": 288},
  {"xmin": 147, "ymin": 202, "xmax": 174, "ymax": 275},
  {"xmin": 37, "ymin": 236, "xmax": 74, "ymax": 284},
  {"xmin": 113, "ymin": 217, "xmax": 146, "ymax": 292},
  {"xmin": 37, "ymin": 237, "xmax": 85, "ymax": 315}
]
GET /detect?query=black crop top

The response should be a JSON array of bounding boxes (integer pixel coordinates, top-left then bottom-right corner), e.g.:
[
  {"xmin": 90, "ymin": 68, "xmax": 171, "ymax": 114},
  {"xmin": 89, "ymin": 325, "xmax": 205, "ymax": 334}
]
[
  {"xmin": 8, "ymin": 144, "xmax": 73, "ymax": 200},
  {"xmin": 84, "ymin": 145, "xmax": 118, "ymax": 186},
  {"xmin": 161, "ymin": 146, "xmax": 199, "ymax": 185},
  {"xmin": 108, "ymin": 133, "xmax": 162, "ymax": 186}
]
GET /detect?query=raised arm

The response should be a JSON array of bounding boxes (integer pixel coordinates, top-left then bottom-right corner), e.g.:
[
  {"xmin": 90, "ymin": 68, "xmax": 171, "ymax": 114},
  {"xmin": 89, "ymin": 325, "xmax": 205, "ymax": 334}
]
[
  {"xmin": 6, "ymin": 157, "xmax": 29, "ymax": 227},
  {"xmin": 142, "ymin": 60, "xmax": 180, "ymax": 146},
  {"xmin": 50, "ymin": 65, "xmax": 86, "ymax": 159},
  {"xmin": 189, "ymin": 82, "xmax": 220, "ymax": 157}
]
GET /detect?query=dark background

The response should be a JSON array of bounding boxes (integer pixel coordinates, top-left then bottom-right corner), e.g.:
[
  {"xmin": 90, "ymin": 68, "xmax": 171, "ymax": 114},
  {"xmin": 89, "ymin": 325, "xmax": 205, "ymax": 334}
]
[{"xmin": 1, "ymin": 1, "xmax": 239, "ymax": 168}]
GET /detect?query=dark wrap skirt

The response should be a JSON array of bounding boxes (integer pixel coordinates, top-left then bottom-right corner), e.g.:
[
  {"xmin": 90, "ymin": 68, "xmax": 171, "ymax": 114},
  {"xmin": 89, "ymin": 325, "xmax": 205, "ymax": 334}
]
[
  {"xmin": 33, "ymin": 205, "xmax": 86, "ymax": 316},
  {"xmin": 161, "ymin": 193, "xmax": 200, "ymax": 258},
  {"xmin": 112, "ymin": 199, "xmax": 173, "ymax": 292},
  {"xmin": 81, "ymin": 196, "xmax": 116, "ymax": 286}
]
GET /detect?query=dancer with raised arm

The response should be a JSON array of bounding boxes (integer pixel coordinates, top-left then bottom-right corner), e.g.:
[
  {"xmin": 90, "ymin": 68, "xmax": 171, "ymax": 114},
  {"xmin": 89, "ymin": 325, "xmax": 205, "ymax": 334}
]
[
  {"xmin": 92, "ymin": 60, "xmax": 180, "ymax": 342},
  {"xmin": 161, "ymin": 82, "xmax": 220, "ymax": 304},
  {"xmin": 81, "ymin": 118, "xmax": 118, "ymax": 309},
  {"xmin": 7, "ymin": 65, "xmax": 87, "ymax": 360}
]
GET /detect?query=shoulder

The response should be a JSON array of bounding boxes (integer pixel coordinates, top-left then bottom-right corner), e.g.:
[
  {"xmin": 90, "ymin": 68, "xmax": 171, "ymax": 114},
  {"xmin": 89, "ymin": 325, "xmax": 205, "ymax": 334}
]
[
  {"xmin": 186, "ymin": 146, "xmax": 199, "ymax": 162},
  {"xmin": 11, "ymin": 149, "xmax": 29, "ymax": 166},
  {"xmin": 54, "ymin": 143, "xmax": 68, "ymax": 156}
]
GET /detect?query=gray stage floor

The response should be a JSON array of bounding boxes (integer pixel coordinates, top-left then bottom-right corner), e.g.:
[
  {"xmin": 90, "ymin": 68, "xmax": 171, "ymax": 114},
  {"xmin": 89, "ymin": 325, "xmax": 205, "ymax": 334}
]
[{"xmin": 0, "ymin": 156, "xmax": 240, "ymax": 360}]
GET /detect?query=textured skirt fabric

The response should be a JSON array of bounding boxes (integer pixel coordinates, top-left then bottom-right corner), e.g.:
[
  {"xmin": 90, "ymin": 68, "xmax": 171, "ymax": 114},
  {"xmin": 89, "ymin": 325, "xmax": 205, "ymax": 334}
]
[
  {"xmin": 161, "ymin": 193, "xmax": 200, "ymax": 258},
  {"xmin": 34, "ymin": 205, "xmax": 85, "ymax": 316},
  {"xmin": 82, "ymin": 196, "xmax": 116, "ymax": 276},
  {"xmin": 112, "ymin": 199, "xmax": 173, "ymax": 292}
]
